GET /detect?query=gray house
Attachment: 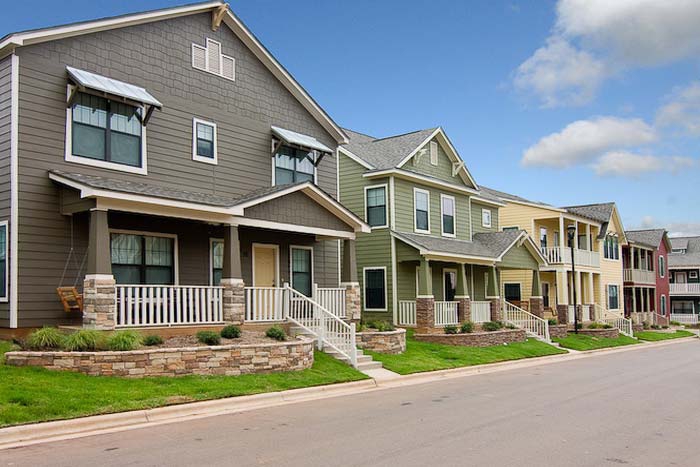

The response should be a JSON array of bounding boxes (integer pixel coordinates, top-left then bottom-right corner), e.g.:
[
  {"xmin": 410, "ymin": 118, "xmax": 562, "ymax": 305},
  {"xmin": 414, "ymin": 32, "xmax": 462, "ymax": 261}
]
[{"xmin": 0, "ymin": 1, "xmax": 369, "ymax": 334}]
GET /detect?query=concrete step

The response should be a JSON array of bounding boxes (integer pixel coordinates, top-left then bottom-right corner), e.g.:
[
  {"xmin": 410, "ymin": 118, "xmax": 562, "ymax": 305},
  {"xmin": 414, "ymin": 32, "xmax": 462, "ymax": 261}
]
[{"xmin": 356, "ymin": 360, "xmax": 383, "ymax": 371}]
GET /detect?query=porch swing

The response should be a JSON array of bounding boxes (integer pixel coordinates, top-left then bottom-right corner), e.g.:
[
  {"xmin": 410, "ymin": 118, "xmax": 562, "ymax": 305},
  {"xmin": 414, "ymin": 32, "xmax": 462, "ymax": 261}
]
[{"xmin": 56, "ymin": 216, "xmax": 88, "ymax": 313}]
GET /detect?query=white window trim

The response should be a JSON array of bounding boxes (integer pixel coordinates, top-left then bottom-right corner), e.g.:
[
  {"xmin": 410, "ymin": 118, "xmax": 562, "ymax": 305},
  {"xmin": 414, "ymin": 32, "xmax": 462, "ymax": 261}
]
[
  {"xmin": 289, "ymin": 245, "xmax": 314, "ymax": 295},
  {"xmin": 363, "ymin": 266, "xmax": 388, "ymax": 311},
  {"xmin": 364, "ymin": 184, "xmax": 388, "ymax": 229},
  {"xmin": 251, "ymin": 243, "xmax": 280, "ymax": 288},
  {"xmin": 413, "ymin": 187, "xmax": 431, "ymax": 234},
  {"xmin": 271, "ymin": 139, "xmax": 318, "ymax": 187},
  {"xmin": 109, "ymin": 229, "xmax": 179, "ymax": 285},
  {"xmin": 440, "ymin": 193, "xmax": 456, "ymax": 238},
  {"xmin": 209, "ymin": 237, "xmax": 224, "ymax": 286},
  {"xmin": 658, "ymin": 255, "xmax": 665, "ymax": 278},
  {"xmin": 65, "ymin": 85, "xmax": 148, "ymax": 175},
  {"xmin": 660, "ymin": 295, "xmax": 667, "ymax": 316},
  {"xmin": 192, "ymin": 117, "xmax": 218, "ymax": 165},
  {"xmin": 0, "ymin": 220, "xmax": 7, "ymax": 302},
  {"xmin": 482, "ymin": 208, "xmax": 492, "ymax": 228},
  {"xmin": 607, "ymin": 284, "xmax": 620, "ymax": 310},
  {"xmin": 690, "ymin": 271, "xmax": 699, "ymax": 279},
  {"xmin": 429, "ymin": 141, "xmax": 438, "ymax": 166},
  {"xmin": 443, "ymin": 268, "xmax": 457, "ymax": 300}
]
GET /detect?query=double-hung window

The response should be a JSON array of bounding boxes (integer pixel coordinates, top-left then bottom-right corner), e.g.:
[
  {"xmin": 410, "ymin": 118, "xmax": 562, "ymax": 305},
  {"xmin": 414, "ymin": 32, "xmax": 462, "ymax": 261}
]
[
  {"xmin": 364, "ymin": 268, "xmax": 386, "ymax": 310},
  {"xmin": 414, "ymin": 189, "xmax": 430, "ymax": 233},
  {"xmin": 661, "ymin": 295, "xmax": 667, "ymax": 316},
  {"xmin": 604, "ymin": 235, "xmax": 619, "ymax": 260},
  {"xmin": 291, "ymin": 247, "xmax": 313, "ymax": 297},
  {"xmin": 111, "ymin": 233, "xmax": 175, "ymax": 285},
  {"xmin": 0, "ymin": 222, "xmax": 6, "ymax": 300},
  {"xmin": 441, "ymin": 195, "xmax": 455, "ymax": 237},
  {"xmin": 607, "ymin": 284, "xmax": 619, "ymax": 310},
  {"xmin": 658, "ymin": 256, "xmax": 665, "ymax": 278},
  {"xmin": 193, "ymin": 118, "xmax": 217, "ymax": 164},
  {"xmin": 482, "ymin": 209, "xmax": 492, "ymax": 228},
  {"xmin": 211, "ymin": 239, "xmax": 224, "ymax": 286},
  {"xmin": 274, "ymin": 145, "xmax": 315, "ymax": 185},
  {"xmin": 70, "ymin": 92, "xmax": 143, "ymax": 169},
  {"xmin": 539, "ymin": 227, "xmax": 547, "ymax": 250},
  {"xmin": 365, "ymin": 186, "xmax": 387, "ymax": 228}
]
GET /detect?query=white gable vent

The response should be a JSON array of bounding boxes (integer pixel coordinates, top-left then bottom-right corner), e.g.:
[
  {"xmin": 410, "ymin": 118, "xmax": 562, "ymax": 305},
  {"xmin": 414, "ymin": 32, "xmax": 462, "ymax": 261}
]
[
  {"xmin": 430, "ymin": 141, "xmax": 438, "ymax": 166},
  {"xmin": 192, "ymin": 38, "xmax": 235, "ymax": 81}
]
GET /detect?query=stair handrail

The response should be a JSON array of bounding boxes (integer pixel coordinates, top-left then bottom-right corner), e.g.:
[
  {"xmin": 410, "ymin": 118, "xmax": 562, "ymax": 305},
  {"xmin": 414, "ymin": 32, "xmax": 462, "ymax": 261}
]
[
  {"xmin": 284, "ymin": 285, "xmax": 357, "ymax": 367},
  {"xmin": 503, "ymin": 300, "xmax": 551, "ymax": 343},
  {"xmin": 594, "ymin": 303, "xmax": 633, "ymax": 337}
]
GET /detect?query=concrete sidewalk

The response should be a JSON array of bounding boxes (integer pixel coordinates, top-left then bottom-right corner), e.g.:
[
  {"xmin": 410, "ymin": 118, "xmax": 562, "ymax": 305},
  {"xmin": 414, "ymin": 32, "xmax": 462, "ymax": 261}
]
[{"xmin": 0, "ymin": 335, "xmax": 695, "ymax": 451}]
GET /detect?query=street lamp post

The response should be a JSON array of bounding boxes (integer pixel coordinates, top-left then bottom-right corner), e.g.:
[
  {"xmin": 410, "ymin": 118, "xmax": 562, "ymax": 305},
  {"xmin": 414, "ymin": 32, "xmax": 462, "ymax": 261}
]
[{"xmin": 567, "ymin": 225, "xmax": 578, "ymax": 334}]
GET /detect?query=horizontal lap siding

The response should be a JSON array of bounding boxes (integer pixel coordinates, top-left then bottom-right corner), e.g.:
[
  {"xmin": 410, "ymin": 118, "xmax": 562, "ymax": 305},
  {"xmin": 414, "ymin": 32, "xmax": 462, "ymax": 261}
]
[
  {"xmin": 407, "ymin": 137, "xmax": 469, "ymax": 185},
  {"xmin": 0, "ymin": 56, "xmax": 11, "ymax": 325},
  {"xmin": 14, "ymin": 13, "xmax": 340, "ymax": 326},
  {"xmin": 471, "ymin": 200, "xmax": 499, "ymax": 234}
]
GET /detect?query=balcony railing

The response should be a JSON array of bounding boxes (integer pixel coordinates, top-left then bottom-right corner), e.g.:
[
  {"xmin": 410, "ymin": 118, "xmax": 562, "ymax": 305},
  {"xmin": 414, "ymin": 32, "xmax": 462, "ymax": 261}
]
[
  {"xmin": 624, "ymin": 269, "xmax": 656, "ymax": 284},
  {"xmin": 670, "ymin": 283, "xmax": 700, "ymax": 295},
  {"xmin": 541, "ymin": 246, "xmax": 600, "ymax": 268}
]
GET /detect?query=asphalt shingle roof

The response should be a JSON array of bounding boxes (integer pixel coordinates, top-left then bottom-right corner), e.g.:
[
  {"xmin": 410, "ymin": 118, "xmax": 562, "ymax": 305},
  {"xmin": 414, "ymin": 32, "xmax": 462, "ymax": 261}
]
[
  {"xmin": 342, "ymin": 127, "xmax": 439, "ymax": 170},
  {"xmin": 625, "ymin": 229, "xmax": 666, "ymax": 249},
  {"xmin": 394, "ymin": 230, "xmax": 523, "ymax": 260},
  {"xmin": 563, "ymin": 203, "xmax": 615, "ymax": 224},
  {"xmin": 669, "ymin": 236, "xmax": 700, "ymax": 268},
  {"xmin": 478, "ymin": 186, "xmax": 555, "ymax": 208}
]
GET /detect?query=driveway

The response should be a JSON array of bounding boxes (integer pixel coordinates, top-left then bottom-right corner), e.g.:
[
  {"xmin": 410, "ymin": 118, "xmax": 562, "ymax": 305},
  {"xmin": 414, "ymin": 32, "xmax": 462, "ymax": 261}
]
[{"xmin": 4, "ymin": 341, "xmax": 699, "ymax": 467}]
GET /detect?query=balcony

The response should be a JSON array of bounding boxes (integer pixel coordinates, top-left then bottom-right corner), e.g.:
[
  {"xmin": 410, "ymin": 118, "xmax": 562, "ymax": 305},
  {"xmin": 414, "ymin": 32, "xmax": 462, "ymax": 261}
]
[
  {"xmin": 670, "ymin": 283, "xmax": 700, "ymax": 295},
  {"xmin": 541, "ymin": 246, "xmax": 600, "ymax": 268},
  {"xmin": 623, "ymin": 269, "xmax": 655, "ymax": 284}
]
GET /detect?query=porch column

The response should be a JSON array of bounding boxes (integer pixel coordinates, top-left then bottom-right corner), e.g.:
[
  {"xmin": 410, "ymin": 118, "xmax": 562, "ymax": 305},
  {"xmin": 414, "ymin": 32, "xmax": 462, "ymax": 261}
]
[
  {"xmin": 556, "ymin": 269, "xmax": 569, "ymax": 325},
  {"xmin": 645, "ymin": 288, "xmax": 651, "ymax": 313},
  {"xmin": 529, "ymin": 270, "xmax": 544, "ymax": 318},
  {"xmin": 455, "ymin": 264, "xmax": 471, "ymax": 323},
  {"xmin": 341, "ymin": 239, "xmax": 361, "ymax": 322},
  {"xmin": 488, "ymin": 266, "xmax": 502, "ymax": 321},
  {"xmin": 83, "ymin": 209, "xmax": 116, "ymax": 330},
  {"xmin": 221, "ymin": 224, "xmax": 245, "ymax": 324},
  {"xmin": 416, "ymin": 258, "xmax": 435, "ymax": 332},
  {"xmin": 574, "ymin": 270, "xmax": 583, "ymax": 323},
  {"xmin": 632, "ymin": 286, "xmax": 637, "ymax": 315}
]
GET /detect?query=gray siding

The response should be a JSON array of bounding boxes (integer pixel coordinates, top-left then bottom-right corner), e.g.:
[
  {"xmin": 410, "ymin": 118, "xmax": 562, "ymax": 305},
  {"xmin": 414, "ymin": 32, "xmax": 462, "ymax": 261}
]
[
  {"xmin": 0, "ymin": 55, "xmax": 11, "ymax": 325},
  {"xmin": 13, "ymin": 13, "xmax": 341, "ymax": 326},
  {"xmin": 244, "ymin": 192, "xmax": 352, "ymax": 232}
]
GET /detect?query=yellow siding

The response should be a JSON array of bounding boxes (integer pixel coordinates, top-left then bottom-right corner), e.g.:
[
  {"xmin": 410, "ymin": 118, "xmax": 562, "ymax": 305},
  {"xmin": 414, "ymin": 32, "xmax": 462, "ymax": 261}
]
[
  {"xmin": 598, "ymin": 210, "xmax": 625, "ymax": 312},
  {"xmin": 500, "ymin": 269, "xmax": 532, "ymax": 298},
  {"xmin": 498, "ymin": 203, "xmax": 562, "ymax": 238}
]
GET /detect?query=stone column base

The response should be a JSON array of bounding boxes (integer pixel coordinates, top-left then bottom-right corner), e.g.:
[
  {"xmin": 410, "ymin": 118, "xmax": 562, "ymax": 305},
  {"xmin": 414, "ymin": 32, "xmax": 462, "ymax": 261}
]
[
  {"xmin": 529, "ymin": 297, "xmax": 544, "ymax": 318},
  {"xmin": 490, "ymin": 299, "xmax": 503, "ymax": 322},
  {"xmin": 416, "ymin": 296, "xmax": 435, "ymax": 333},
  {"xmin": 341, "ymin": 282, "xmax": 361, "ymax": 322},
  {"xmin": 221, "ymin": 278, "xmax": 245, "ymax": 324},
  {"xmin": 456, "ymin": 296, "xmax": 471, "ymax": 323},
  {"xmin": 556, "ymin": 304, "xmax": 568, "ymax": 326},
  {"xmin": 82, "ymin": 275, "xmax": 116, "ymax": 330}
]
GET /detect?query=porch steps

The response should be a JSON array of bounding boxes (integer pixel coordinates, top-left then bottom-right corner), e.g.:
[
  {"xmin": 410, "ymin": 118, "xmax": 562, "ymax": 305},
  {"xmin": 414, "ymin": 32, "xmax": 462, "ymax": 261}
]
[{"xmin": 290, "ymin": 326, "xmax": 383, "ymax": 371}]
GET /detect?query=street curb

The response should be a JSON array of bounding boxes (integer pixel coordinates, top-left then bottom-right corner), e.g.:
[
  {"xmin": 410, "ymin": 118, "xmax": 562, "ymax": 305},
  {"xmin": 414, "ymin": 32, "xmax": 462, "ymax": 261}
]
[{"xmin": 0, "ymin": 334, "xmax": 695, "ymax": 450}]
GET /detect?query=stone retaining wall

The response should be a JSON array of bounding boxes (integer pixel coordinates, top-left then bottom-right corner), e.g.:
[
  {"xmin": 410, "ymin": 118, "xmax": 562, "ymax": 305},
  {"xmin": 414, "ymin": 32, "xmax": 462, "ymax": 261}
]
[
  {"xmin": 356, "ymin": 329, "xmax": 406, "ymax": 354},
  {"xmin": 549, "ymin": 324, "xmax": 568, "ymax": 339},
  {"xmin": 414, "ymin": 329, "xmax": 526, "ymax": 347},
  {"xmin": 5, "ymin": 337, "xmax": 314, "ymax": 378},
  {"xmin": 572, "ymin": 328, "xmax": 620, "ymax": 339}
]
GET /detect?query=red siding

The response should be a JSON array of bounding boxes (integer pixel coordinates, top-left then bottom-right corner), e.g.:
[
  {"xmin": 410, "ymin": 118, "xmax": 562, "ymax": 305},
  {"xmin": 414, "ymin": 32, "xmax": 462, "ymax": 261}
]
[{"xmin": 655, "ymin": 237, "xmax": 670, "ymax": 318}]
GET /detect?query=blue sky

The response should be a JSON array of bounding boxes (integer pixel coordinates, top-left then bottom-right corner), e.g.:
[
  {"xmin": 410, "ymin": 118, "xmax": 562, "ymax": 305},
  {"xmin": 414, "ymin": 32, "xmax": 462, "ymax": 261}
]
[{"xmin": 2, "ymin": 0, "xmax": 699, "ymax": 235}]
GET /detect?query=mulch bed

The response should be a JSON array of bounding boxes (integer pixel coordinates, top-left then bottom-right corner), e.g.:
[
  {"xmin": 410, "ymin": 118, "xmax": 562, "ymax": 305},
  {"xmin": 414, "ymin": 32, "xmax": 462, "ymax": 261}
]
[{"xmin": 153, "ymin": 330, "xmax": 284, "ymax": 348}]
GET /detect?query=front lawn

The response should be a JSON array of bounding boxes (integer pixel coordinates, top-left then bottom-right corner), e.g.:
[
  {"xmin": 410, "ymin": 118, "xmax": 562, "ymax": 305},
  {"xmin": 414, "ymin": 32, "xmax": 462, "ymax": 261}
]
[
  {"xmin": 634, "ymin": 330, "xmax": 695, "ymax": 341},
  {"xmin": 0, "ymin": 340, "xmax": 367, "ymax": 428},
  {"xmin": 366, "ymin": 331, "xmax": 566, "ymax": 375},
  {"xmin": 553, "ymin": 334, "xmax": 639, "ymax": 351}
]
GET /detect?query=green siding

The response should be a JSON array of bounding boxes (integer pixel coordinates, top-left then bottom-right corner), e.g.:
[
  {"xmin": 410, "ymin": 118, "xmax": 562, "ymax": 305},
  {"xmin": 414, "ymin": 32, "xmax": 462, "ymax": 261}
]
[
  {"xmin": 471, "ymin": 265, "xmax": 500, "ymax": 301},
  {"xmin": 393, "ymin": 178, "xmax": 471, "ymax": 241},
  {"xmin": 500, "ymin": 244, "xmax": 540, "ymax": 270},
  {"xmin": 471, "ymin": 201, "xmax": 499, "ymax": 234},
  {"xmin": 407, "ymin": 136, "xmax": 474, "ymax": 187}
]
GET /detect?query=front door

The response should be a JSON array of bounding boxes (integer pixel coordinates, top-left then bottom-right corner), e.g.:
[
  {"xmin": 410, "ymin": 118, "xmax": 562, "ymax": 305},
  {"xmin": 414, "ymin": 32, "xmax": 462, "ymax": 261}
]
[
  {"xmin": 676, "ymin": 272, "xmax": 687, "ymax": 284},
  {"xmin": 444, "ymin": 269, "xmax": 457, "ymax": 301},
  {"xmin": 252, "ymin": 244, "xmax": 279, "ymax": 319},
  {"xmin": 253, "ymin": 244, "xmax": 278, "ymax": 287}
]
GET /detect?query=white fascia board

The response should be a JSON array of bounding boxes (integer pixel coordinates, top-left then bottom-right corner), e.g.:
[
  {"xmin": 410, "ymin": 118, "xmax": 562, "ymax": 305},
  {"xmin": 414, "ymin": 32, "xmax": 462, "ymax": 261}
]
[
  {"xmin": 233, "ymin": 217, "xmax": 356, "ymax": 240},
  {"xmin": 338, "ymin": 147, "xmax": 373, "ymax": 170},
  {"xmin": 364, "ymin": 168, "xmax": 479, "ymax": 196},
  {"xmin": 471, "ymin": 195, "xmax": 506, "ymax": 207},
  {"xmin": 395, "ymin": 128, "xmax": 442, "ymax": 169},
  {"xmin": 495, "ymin": 231, "xmax": 548, "ymax": 265}
]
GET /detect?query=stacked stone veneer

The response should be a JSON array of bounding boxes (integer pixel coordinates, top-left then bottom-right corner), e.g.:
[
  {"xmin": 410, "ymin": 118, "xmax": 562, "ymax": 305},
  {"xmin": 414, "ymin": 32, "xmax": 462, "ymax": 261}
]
[
  {"xmin": 356, "ymin": 329, "xmax": 406, "ymax": 354},
  {"xmin": 549, "ymin": 324, "xmax": 568, "ymax": 339},
  {"xmin": 222, "ymin": 279, "xmax": 245, "ymax": 325},
  {"xmin": 5, "ymin": 337, "xmax": 314, "ymax": 378},
  {"xmin": 344, "ymin": 283, "xmax": 362, "ymax": 322},
  {"xmin": 82, "ymin": 276, "xmax": 116, "ymax": 330},
  {"xmin": 414, "ymin": 329, "xmax": 526, "ymax": 347},
  {"xmin": 571, "ymin": 328, "xmax": 620, "ymax": 339}
]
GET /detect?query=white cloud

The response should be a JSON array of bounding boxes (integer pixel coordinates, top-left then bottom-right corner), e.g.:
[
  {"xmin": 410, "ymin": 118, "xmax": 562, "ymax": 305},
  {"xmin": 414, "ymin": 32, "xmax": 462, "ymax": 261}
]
[
  {"xmin": 593, "ymin": 151, "xmax": 695, "ymax": 177},
  {"xmin": 656, "ymin": 81, "xmax": 700, "ymax": 135},
  {"xmin": 515, "ymin": 0, "xmax": 700, "ymax": 106},
  {"xmin": 522, "ymin": 117, "xmax": 656, "ymax": 168}
]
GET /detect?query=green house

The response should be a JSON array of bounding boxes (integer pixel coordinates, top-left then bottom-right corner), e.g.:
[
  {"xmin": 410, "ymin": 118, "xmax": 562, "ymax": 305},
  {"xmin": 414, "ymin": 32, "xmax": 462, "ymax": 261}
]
[{"xmin": 338, "ymin": 127, "xmax": 547, "ymax": 332}]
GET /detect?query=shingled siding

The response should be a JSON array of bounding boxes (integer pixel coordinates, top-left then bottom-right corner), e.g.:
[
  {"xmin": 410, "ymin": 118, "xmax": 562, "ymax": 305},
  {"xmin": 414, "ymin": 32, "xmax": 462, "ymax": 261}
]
[
  {"xmin": 12, "ymin": 13, "xmax": 341, "ymax": 327},
  {"xmin": 243, "ymin": 191, "xmax": 353, "ymax": 232},
  {"xmin": 0, "ymin": 56, "xmax": 11, "ymax": 325}
]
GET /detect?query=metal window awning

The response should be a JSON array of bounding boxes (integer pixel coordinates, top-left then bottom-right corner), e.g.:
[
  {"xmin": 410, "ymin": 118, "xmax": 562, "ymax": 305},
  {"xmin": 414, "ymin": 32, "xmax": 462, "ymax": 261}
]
[{"xmin": 271, "ymin": 126, "xmax": 333, "ymax": 154}]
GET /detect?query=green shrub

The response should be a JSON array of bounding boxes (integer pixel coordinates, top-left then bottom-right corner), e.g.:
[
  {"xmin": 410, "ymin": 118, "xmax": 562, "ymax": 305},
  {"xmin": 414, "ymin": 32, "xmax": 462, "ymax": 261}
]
[
  {"xmin": 26, "ymin": 327, "xmax": 65, "ymax": 350},
  {"xmin": 505, "ymin": 323, "xmax": 518, "ymax": 330},
  {"xmin": 143, "ymin": 334, "xmax": 164, "ymax": 346},
  {"xmin": 374, "ymin": 321, "xmax": 396, "ymax": 332},
  {"xmin": 588, "ymin": 322, "xmax": 603, "ymax": 329},
  {"xmin": 444, "ymin": 325, "xmax": 459, "ymax": 335},
  {"xmin": 670, "ymin": 320, "xmax": 681, "ymax": 326},
  {"xmin": 107, "ymin": 330, "xmax": 142, "ymax": 351},
  {"xmin": 602, "ymin": 324, "xmax": 613, "ymax": 329},
  {"xmin": 356, "ymin": 323, "xmax": 367, "ymax": 332},
  {"xmin": 266, "ymin": 326, "xmax": 287, "ymax": 341},
  {"xmin": 642, "ymin": 321, "xmax": 651, "ymax": 330},
  {"xmin": 548, "ymin": 318, "xmax": 558, "ymax": 326},
  {"xmin": 460, "ymin": 322, "xmax": 474, "ymax": 333},
  {"xmin": 196, "ymin": 330, "xmax": 221, "ymax": 346},
  {"xmin": 220, "ymin": 325, "xmax": 241, "ymax": 339},
  {"xmin": 651, "ymin": 324, "xmax": 661, "ymax": 330},
  {"xmin": 482, "ymin": 321, "xmax": 503, "ymax": 332},
  {"xmin": 64, "ymin": 330, "xmax": 103, "ymax": 352},
  {"xmin": 662, "ymin": 325, "xmax": 669, "ymax": 329}
]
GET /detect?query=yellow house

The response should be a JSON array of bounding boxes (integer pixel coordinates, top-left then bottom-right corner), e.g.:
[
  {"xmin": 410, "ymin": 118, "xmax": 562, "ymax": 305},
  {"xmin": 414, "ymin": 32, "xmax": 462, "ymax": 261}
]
[{"xmin": 481, "ymin": 188, "xmax": 627, "ymax": 324}]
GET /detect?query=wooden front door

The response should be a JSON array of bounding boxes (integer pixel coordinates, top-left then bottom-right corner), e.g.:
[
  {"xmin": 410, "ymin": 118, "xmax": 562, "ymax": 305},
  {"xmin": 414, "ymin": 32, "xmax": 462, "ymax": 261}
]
[{"xmin": 253, "ymin": 245, "xmax": 278, "ymax": 287}]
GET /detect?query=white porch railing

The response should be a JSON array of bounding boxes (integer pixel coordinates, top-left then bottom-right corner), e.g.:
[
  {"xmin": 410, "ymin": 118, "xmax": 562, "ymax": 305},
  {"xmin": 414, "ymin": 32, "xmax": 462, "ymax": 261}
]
[
  {"xmin": 567, "ymin": 305, "xmax": 576, "ymax": 324},
  {"xmin": 116, "ymin": 285, "xmax": 224, "ymax": 328},
  {"xmin": 398, "ymin": 300, "xmax": 416, "ymax": 326},
  {"xmin": 434, "ymin": 301, "xmax": 459, "ymax": 326},
  {"xmin": 582, "ymin": 304, "xmax": 592, "ymax": 322},
  {"xmin": 670, "ymin": 313, "xmax": 699, "ymax": 325},
  {"xmin": 314, "ymin": 285, "xmax": 346, "ymax": 319},
  {"xmin": 471, "ymin": 301, "xmax": 491, "ymax": 323},
  {"xmin": 285, "ymin": 285, "xmax": 357, "ymax": 367},
  {"xmin": 595, "ymin": 304, "xmax": 633, "ymax": 336},
  {"xmin": 245, "ymin": 287, "xmax": 286, "ymax": 322},
  {"xmin": 503, "ymin": 300, "xmax": 550, "ymax": 342},
  {"xmin": 670, "ymin": 283, "xmax": 700, "ymax": 295},
  {"xmin": 540, "ymin": 246, "xmax": 600, "ymax": 268},
  {"xmin": 624, "ymin": 269, "xmax": 655, "ymax": 284}
]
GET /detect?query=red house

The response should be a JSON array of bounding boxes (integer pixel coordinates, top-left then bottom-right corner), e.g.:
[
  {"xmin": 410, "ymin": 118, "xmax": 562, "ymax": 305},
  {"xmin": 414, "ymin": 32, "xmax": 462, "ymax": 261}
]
[{"xmin": 623, "ymin": 229, "xmax": 672, "ymax": 325}]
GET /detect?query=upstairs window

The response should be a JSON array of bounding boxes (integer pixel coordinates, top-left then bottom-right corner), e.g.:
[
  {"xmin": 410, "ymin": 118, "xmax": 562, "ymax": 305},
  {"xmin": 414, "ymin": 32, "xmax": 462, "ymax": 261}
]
[
  {"xmin": 274, "ymin": 146, "xmax": 315, "ymax": 185},
  {"xmin": 414, "ymin": 189, "xmax": 430, "ymax": 233},
  {"xmin": 192, "ymin": 118, "xmax": 217, "ymax": 164},
  {"xmin": 539, "ymin": 227, "xmax": 547, "ymax": 249},
  {"xmin": 604, "ymin": 235, "xmax": 619, "ymax": 260},
  {"xmin": 482, "ymin": 209, "xmax": 492, "ymax": 228},
  {"xmin": 70, "ymin": 92, "xmax": 143, "ymax": 169},
  {"xmin": 658, "ymin": 256, "xmax": 665, "ymax": 278},
  {"xmin": 0, "ymin": 222, "xmax": 6, "ymax": 300},
  {"xmin": 441, "ymin": 194, "xmax": 455, "ymax": 237},
  {"xmin": 365, "ymin": 185, "xmax": 387, "ymax": 228}
]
